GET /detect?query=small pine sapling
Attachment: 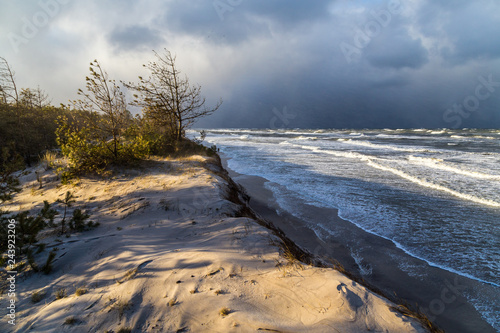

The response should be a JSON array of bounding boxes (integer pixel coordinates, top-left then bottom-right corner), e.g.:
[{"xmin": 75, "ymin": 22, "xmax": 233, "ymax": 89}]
[
  {"xmin": 57, "ymin": 191, "xmax": 76, "ymax": 234},
  {"xmin": 69, "ymin": 209, "xmax": 90, "ymax": 232}
]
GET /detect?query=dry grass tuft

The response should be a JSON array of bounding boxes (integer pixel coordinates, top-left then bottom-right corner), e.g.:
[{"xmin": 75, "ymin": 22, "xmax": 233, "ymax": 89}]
[
  {"xmin": 31, "ymin": 290, "xmax": 46, "ymax": 303},
  {"xmin": 64, "ymin": 316, "xmax": 78, "ymax": 325},
  {"xmin": 275, "ymin": 244, "xmax": 304, "ymax": 277},
  {"xmin": 206, "ymin": 267, "xmax": 222, "ymax": 277},
  {"xmin": 55, "ymin": 288, "xmax": 67, "ymax": 300},
  {"xmin": 117, "ymin": 328, "xmax": 132, "ymax": 333},
  {"xmin": 116, "ymin": 267, "xmax": 138, "ymax": 284},
  {"xmin": 219, "ymin": 307, "xmax": 231, "ymax": 317},
  {"xmin": 168, "ymin": 298, "xmax": 177, "ymax": 307},
  {"xmin": 75, "ymin": 287, "xmax": 88, "ymax": 296},
  {"xmin": 41, "ymin": 150, "xmax": 58, "ymax": 170},
  {"xmin": 391, "ymin": 303, "xmax": 445, "ymax": 333}
]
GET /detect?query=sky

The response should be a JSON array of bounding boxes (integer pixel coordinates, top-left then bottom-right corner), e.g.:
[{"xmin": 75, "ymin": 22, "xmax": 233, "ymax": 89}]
[{"xmin": 1, "ymin": 0, "xmax": 499, "ymax": 129}]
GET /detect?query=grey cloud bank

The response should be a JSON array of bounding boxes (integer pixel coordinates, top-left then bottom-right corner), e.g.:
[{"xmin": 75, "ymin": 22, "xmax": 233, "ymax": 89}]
[{"xmin": 0, "ymin": 0, "xmax": 499, "ymax": 129}]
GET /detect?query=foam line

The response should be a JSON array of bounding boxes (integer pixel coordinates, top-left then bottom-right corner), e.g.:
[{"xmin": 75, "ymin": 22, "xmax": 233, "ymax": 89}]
[{"xmin": 367, "ymin": 160, "xmax": 500, "ymax": 207}]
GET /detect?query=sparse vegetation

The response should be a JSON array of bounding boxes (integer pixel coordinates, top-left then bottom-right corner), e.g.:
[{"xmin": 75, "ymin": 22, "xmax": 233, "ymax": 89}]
[
  {"xmin": 167, "ymin": 298, "xmax": 177, "ymax": 307},
  {"xmin": 0, "ymin": 202, "xmax": 60, "ymax": 273},
  {"xmin": 75, "ymin": 287, "xmax": 88, "ymax": 296},
  {"xmin": 391, "ymin": 303, "xmax": 445, "ymax": 333},
  {"xmin": 117, "ymin": 328, "xmax": 132, "ymax": 333},
  {"xmin": 56, "ymin": 191, "xmax": 75, "ymax": 234},
  {"xmin": 219, "ymin": 307, "xmax": 231, "ymax": 317},
  {"xmin": 31, "ymin": 290, "xmax": 46, "ymax": 303},
  {"xmin": 111, "ymin": 299, "xmax": 132, "ymax": 319},
  {"xmin": 276, "ymin": 244, "xmax": 304, "ymax": 277},
  {"xmin": 41, "ymin": 250, "xmax": 57, "ymax": 274},
  {"xmin": 64, "ymin": 316, "xmax": 78, "ymax": 325},
  {"xmin": 40, "ymin": 150, "xmax": 58, "ymax": 171},
  {"xmin": 117, "ymin": 267, "xmax": 138, "ymax": 284},
  {"xmin": 69, "ymin": 208, "xmax": 97, "ymax": 232},
  {"xmin": 55, "ymin": 288, "xmax": 67, "ymax": 299}
]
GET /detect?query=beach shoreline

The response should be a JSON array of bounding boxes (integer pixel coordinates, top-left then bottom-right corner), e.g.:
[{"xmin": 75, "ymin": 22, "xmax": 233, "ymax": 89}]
[
  {"xmin": 1, "ymin": 154, "xmax": 431, "ymax": 332},
  {"xmin": 220, "ymin": 154, "xmax": 497, "ymax": 333}
]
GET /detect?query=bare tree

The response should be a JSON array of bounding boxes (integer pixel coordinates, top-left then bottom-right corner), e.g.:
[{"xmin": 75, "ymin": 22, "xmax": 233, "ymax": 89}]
[
  {"xmin": 126, "ymin": 50, "xmax": 222, "ymax": 141},
  {"xmin": 19, "ymin": 87, "xmax": 50, "ymax": 109},
  {"xmin": 72, "ymin": 60, "xmax": 131, "ymax": 159},
  {"xmin": 0, "ymin": 57, "xmax": 19, "ymax": 105}
]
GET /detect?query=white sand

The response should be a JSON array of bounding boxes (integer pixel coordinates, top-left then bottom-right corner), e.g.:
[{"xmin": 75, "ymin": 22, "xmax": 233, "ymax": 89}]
[{"xmin": 1, "ymin": 156, "xmax": 427, "ymax": 332}]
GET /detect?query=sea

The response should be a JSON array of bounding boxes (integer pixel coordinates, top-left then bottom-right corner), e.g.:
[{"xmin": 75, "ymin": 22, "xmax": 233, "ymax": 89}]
[{"xmin": 191, "ymin": 128, "xmax": 500, "ymax": 330}]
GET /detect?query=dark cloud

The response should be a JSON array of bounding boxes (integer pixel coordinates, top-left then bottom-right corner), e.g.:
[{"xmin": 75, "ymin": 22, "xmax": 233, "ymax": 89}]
[
  {"xmin": 416, "ymin": 0, "xmax": 500, "ymax": 65},
  {"xmin": 161, "ymin": 0, "xmax": 333, "ymax": 44},
  {"xmin": 444, "ymin": 15, "xmax": 500, "ymax": 63},
  {"xmin": 109, "ymin": 25, "xmax": 163, "ymax": 51},
  {"xmin": 2, "ymin": 0, "xmax": 500, "ymax": 129},
  {"xmin": 366, "ymin": 31, "xmax": 428, "ymax": 69}
]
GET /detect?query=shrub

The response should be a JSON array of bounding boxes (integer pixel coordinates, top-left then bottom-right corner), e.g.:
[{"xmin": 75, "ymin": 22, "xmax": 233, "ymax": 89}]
[
  {"xmin": 75, "ymin": 287, "xmax": 87, "ymax": 296},
  {"xmin": 55, "ymin": 288, "xmax": 67, "ymax": 299},
  {"xmin": 31, "ymin": 290, "xmax": 46, "ymax": 303},
  {"xmin": 56, "ymin": 115, "xmax": 149, "ymax": 176},
  {"xmin": 0, "ymin": 146, "xmax": 23, "ymax": 202}
]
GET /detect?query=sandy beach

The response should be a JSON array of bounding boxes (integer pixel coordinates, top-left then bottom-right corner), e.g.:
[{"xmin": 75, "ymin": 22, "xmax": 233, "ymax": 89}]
[{"xmin": 0, "ymin": 155, "xmax": 429, "ymax": 332}]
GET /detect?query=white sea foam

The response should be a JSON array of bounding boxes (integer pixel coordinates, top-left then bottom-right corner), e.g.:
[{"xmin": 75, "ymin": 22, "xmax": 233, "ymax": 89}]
[
  {"xmin": 293, "ymin": 143, "xmax": 500, "ymax": 207},
  {"xmin": 339, "ymin": 139, "xmax": 432, "ymax": 153},
  {"xmin": 408, "ymin": 156, "xmax": 500, "ymax": 180},
  {"xmin": 366, "ymin": 160, "xmax": 500, "ymax": 207},
  {"xmin": 292, "ymin": 136, "xmax": 319, "ymax": 141}
]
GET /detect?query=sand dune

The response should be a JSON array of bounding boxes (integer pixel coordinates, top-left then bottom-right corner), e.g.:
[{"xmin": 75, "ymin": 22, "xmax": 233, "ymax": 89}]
[{"xmin": 1, "ymin": 156, "xmax": 426, "ymax": 332}]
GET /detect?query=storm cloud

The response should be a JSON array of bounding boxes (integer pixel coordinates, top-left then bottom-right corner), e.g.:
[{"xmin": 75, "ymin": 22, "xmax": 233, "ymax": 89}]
[{"xmin": 0, "ymin": 0, "xmax": 499, "ymax": 128}]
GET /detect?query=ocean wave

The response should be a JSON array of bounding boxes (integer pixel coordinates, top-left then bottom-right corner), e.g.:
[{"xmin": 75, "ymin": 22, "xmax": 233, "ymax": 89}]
[
  {"xmin": 340, "ymin": 139, "xmax": 431, "ymax": 153},
  {"xmin": 294, "ymin": 144, "xmax": 373, "ymax": 161},
  {"xmin": 366, "ymin": 160, "xmax": 500, "ymax": 208},
  {"xmin": 407, "ymin": 156, "xmax": 500, "ymax": 180},
  {"xmin": 294, "ymin": 142, "xmax": 500, "ymax": 207},
  {"xmin": 291, "ymin": 136, "xmax": 319, "ymax": 141}
]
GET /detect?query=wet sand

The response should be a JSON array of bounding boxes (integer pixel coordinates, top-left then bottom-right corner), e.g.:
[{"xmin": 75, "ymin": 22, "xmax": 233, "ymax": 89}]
[{"xmin": 222, "ymin": 156, "xmax": 497, "ymax": 333}]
